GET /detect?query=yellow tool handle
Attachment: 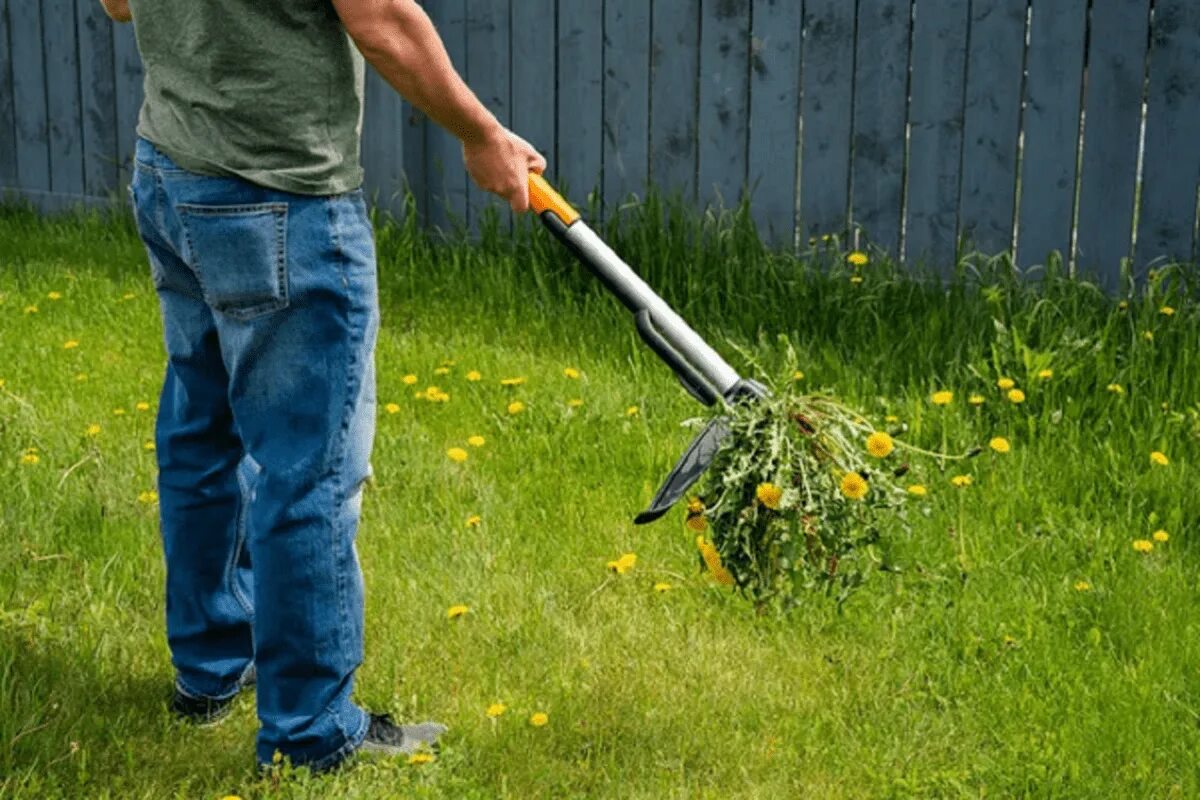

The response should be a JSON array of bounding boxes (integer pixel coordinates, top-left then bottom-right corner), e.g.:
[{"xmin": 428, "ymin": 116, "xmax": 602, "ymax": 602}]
[{"xmin": 528, "ymin": 173, "xmax": 580, "ymax": 226}]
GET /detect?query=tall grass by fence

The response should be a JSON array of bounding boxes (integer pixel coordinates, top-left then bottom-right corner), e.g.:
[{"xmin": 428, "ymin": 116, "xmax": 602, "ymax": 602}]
[{"xmin": 0, "ymin": 0, "xmax": 1197, "ymax": 285}]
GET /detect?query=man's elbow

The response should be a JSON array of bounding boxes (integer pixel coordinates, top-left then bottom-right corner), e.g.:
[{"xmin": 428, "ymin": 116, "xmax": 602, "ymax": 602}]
[{"xmin": 100, "ymin": 0, "xmax": 132, "ymax": 23}]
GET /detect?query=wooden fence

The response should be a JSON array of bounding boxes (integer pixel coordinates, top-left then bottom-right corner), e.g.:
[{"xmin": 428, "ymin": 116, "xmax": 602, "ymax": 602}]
[{"xmin": 1, "ymin": 0, "xmax": 1198, "ymax": 286}]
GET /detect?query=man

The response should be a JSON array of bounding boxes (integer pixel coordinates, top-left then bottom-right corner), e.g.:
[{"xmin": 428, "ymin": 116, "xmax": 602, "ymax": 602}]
[{"xmin": 99, "ymin": 0, "xmax": 545, "ymax": 773}]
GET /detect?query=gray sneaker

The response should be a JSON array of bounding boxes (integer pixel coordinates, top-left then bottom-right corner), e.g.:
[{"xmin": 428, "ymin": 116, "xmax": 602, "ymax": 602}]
[{"xmin": 357, "ymin": 713, "xmax": 448, "ymax": 757}]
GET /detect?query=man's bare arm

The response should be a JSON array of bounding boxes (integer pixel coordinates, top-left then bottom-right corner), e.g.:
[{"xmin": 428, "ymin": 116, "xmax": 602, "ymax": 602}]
[
  {"xmin": 332, "ymin": 0, "xmax": 544, "ymax": 211},
  {"xmin": 99, "ymin": 0, "xmax": 131, "ymax": 23}
]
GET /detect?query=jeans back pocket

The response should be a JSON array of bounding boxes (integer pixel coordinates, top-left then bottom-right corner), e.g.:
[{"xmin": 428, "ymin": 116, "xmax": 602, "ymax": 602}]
[{"xmin": 177, "ymin": 203, "xmax": 290, "ymax": 321}]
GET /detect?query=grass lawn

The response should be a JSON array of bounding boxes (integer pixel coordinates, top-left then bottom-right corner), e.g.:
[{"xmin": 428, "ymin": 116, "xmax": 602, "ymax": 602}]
[{"xmin": 1, "ymin": 201, "xmax": 1199, "ymax": 798}]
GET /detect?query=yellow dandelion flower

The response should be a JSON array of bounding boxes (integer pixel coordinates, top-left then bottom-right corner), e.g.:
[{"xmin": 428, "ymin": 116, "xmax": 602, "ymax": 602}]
[
  {"xmin": 467, "ymin": 435, "xmax": 486, "ymax": 447},
  {"xmin": 931, "ymin": 390, "xmax": 953, "ymax": 406},
  {"xmin": 1132, "ymin": 539, "xmax": 1154, "ymax": 554},
  {"xmin": 847, "ymin": 251, "xmax": 869, "ymax": 267},
  {"xmin": 402, "ymin": 374, "xmax": 418, "ymax": 385},
  {"xmin": 47, "ymin": 291, "xmax": 62, "ymax": 300},
  {"xmin": 755, "ymin": 482, "xmax": 783, "ymax": 510},
  {"xmin": 500, "ymin": 376, "xmax": 526, "ymax": 387},
  {"xmin": 407, "ymin": 752, "xmax": 435, "ymax": 765},
  {"xmin": 112, "ymin": 408, "xmax": 126, "ymax": 416},
  {"xmin": 866, "ymin": 431, "xmax": 894, "ymax": 458},
  {"xmin": 1007, "ymin": 388, "xmax": 1026, "ymax": 404},
  {"xmin": 465, "ymin": 514, "xmax": 482, "ymax": 528},
  {"xmin": 75, "ymin": 373, "xmax": 87, "ymax": 382},
  {"xmin": 1153, "ymin": 529, "xmax": 1169, "ymax": 543},
  {"xmin": 434, "ymin": 366, "xmax": 450, "ymax": 376},
  {"xmin": 447, "ymin": 447, "xmax": 468, "ymax": 463},
  {"xmin": 989, "ymin": 437, "xmax": 1011, "ymax": 454},
  {"xmin": 625, "ymin": 405, "xmax": 640, "ymax": 417},
  {"xmin": 997, "ymin": 377, "xmax": 1015, "ymax": 391},
  {"xmin": 486, "ymin": 703, "xmax": 507, "ymax": 718},
  {"xmin": 849, "ymin": 275, "xmax": 864, "ymax": 285},
  {"xmin": 19, "ymin": 453, "xmax": 40, "ymax": 465},
  {"xmin": 1160, "ymin": 306, "xmax": 1175, "ymax": 316},
  {"xmin": 63, "ymin": 340, "xmax": 79, "ymax": 350},
  {"xmin": 840, "ymin": 472, "xmax": 869, "ymax": 500},
  {"xmin": 143, "ymin": 440, "xmax": 156, "ymax": 451},
  {"xmin": 218, "ymin": 795, "xmax": 244, "ymax": 800},
  {"xmin": 968, "ymin": 394, "xmax": 985, "ymax": 406},
  {"xmin": 85, "ymin": 424, "xmax": 101, "ymax": 437},
  {"xmin": 1142, "ymin": 330, "xmax": 1154, "ymax": 342},
  {"xmin": 466, "ymin": 370, "xmax": 482, "ymax": 382},
  {"xmin": 563, "ymin": 367, "xmax": 580, "ymax": 379},
  {"xmin": 907, "ymin": 484, "xmax": 928, "ymax": 497},
  {"xmin": 687, "ymin": 497, "xmax": 705, "ymax": 514},
  {"xmin": 792, "ymin": 370, "xmax": 805, "ymax": 381},
  {"xmin": 138, "ymin": 490, "xmax": 159, "ymax": 504},
  {"xmin": 385, "ymin": 403, "xmax": 401, "ymax": 414},
  {"xmin": 529, "ymin": 712, "xmax": 549, "ymax": 727},
  {"xmin": 1107, "ymin": 383, "xmax": 1124, "ymax": 395},
  {"xmin": 121, "ymin": 292, "xmax": 136, "ymax": 301},
  {"xmin": 653, "ymin": 582, "xmax": 673, "ymax": 592},
  {"xmin": 446, "ymin": 604, "xmax": 469, "ymax": 619},
  {"xmin": 1038, "ymin": 369, "xmax": 1053, "ymax": 379},
  {"xmin": 507, "ymin": 401, "xmax": 525, "ymax": 415},
  {"xmin": 686, "ymin": 513, "xmax": 708, "ymax": 533},
  {"xmin": 1074, "ymin": 580, "xmax": 1092, "ymax": 592},
  {"xmin": 696, "ymin": 536, "xmax": 734, "ymax": 585},
  {"xmin": 606, "ymin": 552, "xmax": 637, "ymax": 575},
  {"xmin": 566, "ymin": 398, "xmax": 584, "ymax": 408},
  {"xmin": 951, "ymin": 474, "xmax": 973, "ymax": 488},
  {"xmin": 1150, "ymin": 451, "xmax": 1169, "ymax": 466},
  {"xmin": 135, "ymin": 401, "xmax": 150, "ymax": 411},
  {"xmin": 23, "ymin": 305, "xmax": 37, "ymax": 314},
  {"xmin": 885, "ymin": 414, "xmax": 899, "ymax": 423}
]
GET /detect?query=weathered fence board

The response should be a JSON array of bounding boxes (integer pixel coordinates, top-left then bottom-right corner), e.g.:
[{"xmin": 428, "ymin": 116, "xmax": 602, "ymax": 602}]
[
  {"xmin": 77, "ymin": 0, "xmax": 119, "ymax": 197},
  {"xmin": 556, "ymin": 0, "xmax": 604, "ymax": 208},
  {"xmin": 697, "ymin": 0, "xmax": 750, "ymax": 209},
  {"xmin": 747, "ymin": 0, "xmax": 802, "ymax": 246},
  {"xmin": 850, "ymin": 0, "xmax": 911, "ymax": 255},
  {"xmin": 905, "ymin": 0, "xmax": 970, "ymax": 270},
  {"xmin": 1016, "ymin": 0, "xmax": 1088, "ymax": 270},
  {"xmin": 10, "ymin": 1, "xmax": 51, "ymax": 193},
  {"xmin": 0, "ymin": 0, "xmax": 17, "ymax": 190},
  {"xmin": 1137, "ymin": 0, "xmax": 1200, "ymax": 269},
  {"xmin": 649, "ymin": 0, "xmax": 701, "ymax": 203},
  {"xmin": 603, "ymin": 0, "xmax": 651, "ymax": 213},
  {"xmin": 958, "ymin": 0, "xmax": 1026, "ymax": 257},
  {"xmin": 1075, "ymin": 0, "xmax": 1151, "ymax": 287},
  {"xmin": 3, "ymin": 1, "xmax": 1197, "ymax": 276},
  {"xmin": 799, "ymin": 0, "xmax": 855, "ymax": 241}
]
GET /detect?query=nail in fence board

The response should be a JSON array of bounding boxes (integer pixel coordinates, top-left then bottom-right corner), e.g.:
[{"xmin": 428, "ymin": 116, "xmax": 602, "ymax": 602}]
[
  {"xmin": 905, "ymin": 0, "xmax": 970, "ymax": 271},
  {"xmin": 603, "ymin": 0, "xmax": 651, "ymax": 214},
  {"xmin": 850, "ymin": 0, "xmax": 911, "ymax": 255},
  {"xmin": 958, "ymin": 0, "xmax": 1026, "ymax": 257},
  {"xmin": 748, "ymin": 0, "xmax": 802, "ymax": 247},
  {"xmin": 1136, "ymin": 1, "xmax": 1200, "ymax": 270},
  {"xmin": 77, "ymin": 0, "xmax": 119, "ymax": 198},
  {"xmin": 466, "ymin": 0, "xmax": 511, "ymax": 232},
  {"xmin": 649, "ymin": 0, "xmax": 701, "ymax": 204},
  {"xmin": 556, "ymin": 0, "xmax": 604, "ymax": 209},
  {"xmin": 1075, "ymin": 0, "xmax": 1151, "ymax": 288},
  {"xmin": 697, "ymin": 0, "xmax": 750, "ymax": 209},
  {"xmin": 799, "ymin": 0, "xmax": 855, "ymax": 242},
  {"xmin": 423, "ymin": 0, "xmax": 469, "ymax": 232},
  {"xmin": 10, "ymin": 1, "xmax": 51, "ymax": 193}
]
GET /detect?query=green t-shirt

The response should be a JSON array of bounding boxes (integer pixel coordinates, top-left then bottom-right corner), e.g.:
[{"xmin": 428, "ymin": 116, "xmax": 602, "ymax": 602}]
[{"xmin": 130, "ymin": 0, "xmax": 365, "ymax": 196}]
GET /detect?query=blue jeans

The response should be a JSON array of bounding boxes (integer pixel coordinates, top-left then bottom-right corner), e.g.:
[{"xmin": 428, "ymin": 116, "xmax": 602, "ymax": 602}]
[{"xmin": 129, "ymin": 137, "xmax": 377, "ymax": 769}]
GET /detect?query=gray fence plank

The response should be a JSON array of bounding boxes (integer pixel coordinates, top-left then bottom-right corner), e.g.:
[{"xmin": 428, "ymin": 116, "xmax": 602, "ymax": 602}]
[
  {"xmin": 423, "ymin": 0, "xmax": 469, "ymax": 231},
  {"xmin": 1136, "ymin": 1, "xmax": 1200, "ymax": 269},
  {"xmin": 112, "ymin": 21, "xmax": 142, "ymax": 183},
  {"xmin": 465, "ymin": 0, "xmax": 511, "ymax": 231},
  {"xmin": 511, "ymin": 0, "xmax": 556, "ymax": 178},
  {"xmin": 0, "ymin": 1, "xmax": 16, "ymax": 189},
  {"xmin": 906, "ymin": 0, "xmax": 970, "ymax": 270},
  {"xmin": 603, "ymin": 0, "xmax": 651, "ymax": 212},
  {"xmin": 76, "ymin": 0, "xmax": 118, "ymax": 198},
  {"xmin": 361, "ymin": 69, "xmax": 405, "ymax": 218},
  {"xmin": 958, "ymin": 0, "xmax": 1026, "ymax": 257},
  {"xmin": 10, "ymin": 1, "xmax": 50, "ymax": 193},
  {"xmin": 1075, "ymin": 0, "xmax": 1150, "ymax": 287},
  {"xmin": 747, "ymin": 0, "xmax": 802, "ymax": 246},
  {"xmin": 850, "ymin": 0, "xmax": 911, "ymax": 255},
  {"xmin": 557, "ymin": 0, "xmax": 604, "ymax": 208},
  {"xmin": 697, "ymin": 0, "xmax": 750, "ymax": 208},
  {"xmin": 1016, "ymin": 0, "xmax": 1088, "ymax": 270},
  {"xmin": 799, "ymin": 0, "xmax": 855, "ymax": 241},
  {"xmin": 650, "ymin": 0, "xmax": 701, "ymax": 203},
  {"xmin": 44, "ymin": 0, "xmax": 83, "ymax": 196}
]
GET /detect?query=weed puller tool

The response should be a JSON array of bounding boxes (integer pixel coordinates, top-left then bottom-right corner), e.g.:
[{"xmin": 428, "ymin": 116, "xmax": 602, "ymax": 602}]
[{"xmin": 528, "ymin": 173, "xmax": 768, "ymax": 524}]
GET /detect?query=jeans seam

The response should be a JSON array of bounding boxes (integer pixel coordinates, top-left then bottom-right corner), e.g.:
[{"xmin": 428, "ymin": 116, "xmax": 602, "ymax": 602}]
[{"xmin": 228, "ymin": 456, "xmax": 258, "ymax": 618}]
